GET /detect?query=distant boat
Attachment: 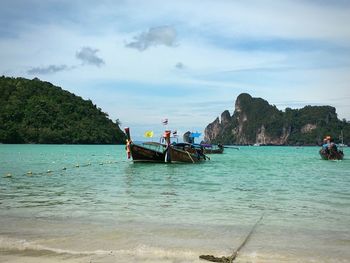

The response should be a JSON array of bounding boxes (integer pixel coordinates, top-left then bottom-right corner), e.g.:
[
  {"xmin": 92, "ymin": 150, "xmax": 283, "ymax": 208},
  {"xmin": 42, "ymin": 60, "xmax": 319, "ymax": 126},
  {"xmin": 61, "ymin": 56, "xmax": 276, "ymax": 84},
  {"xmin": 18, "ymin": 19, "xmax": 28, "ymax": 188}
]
[
  {"xmin": 319, "ymin": 147, "xmax": 344, "ymax": 160},
  {"xmin": 200, "ymin": 144, "xmax": 224, "ymax": 154},
  {"xmin": 319, "ymin": 135, "xmax": 344, "ymax": 160},
  {"xmin": 124, "ymin": 128, "xmax": 208, "ymax": 163},
  {"xmin": 223, "ymin": 145, "xmax": 240, "ymax": 150}
]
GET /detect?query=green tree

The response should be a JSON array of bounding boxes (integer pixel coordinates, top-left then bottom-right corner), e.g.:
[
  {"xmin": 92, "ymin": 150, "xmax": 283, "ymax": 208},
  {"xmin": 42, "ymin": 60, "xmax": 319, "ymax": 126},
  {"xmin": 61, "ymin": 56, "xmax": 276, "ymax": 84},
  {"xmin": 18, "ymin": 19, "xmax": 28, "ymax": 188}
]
[{"xmin": 0, "ymin": 76, "xmax": 126, "ymax": 144}]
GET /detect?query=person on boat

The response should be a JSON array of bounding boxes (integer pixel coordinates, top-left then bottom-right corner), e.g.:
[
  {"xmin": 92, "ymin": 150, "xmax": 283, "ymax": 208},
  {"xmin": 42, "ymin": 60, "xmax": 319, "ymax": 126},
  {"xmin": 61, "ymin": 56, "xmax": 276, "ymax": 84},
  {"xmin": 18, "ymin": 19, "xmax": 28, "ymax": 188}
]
[
  {"xmin": 322, "ymin": 137, "xmax": 330, "ymax": 154},
  {"xmin": 125, "ymin": 139, "xmax": 131, "ymax": 159},
  {"xmin": 320, "ymin": 135, "xmax": 344, "ymax": 160},
  {"xmin": 322, "ymin": 138, "xmax": 328, "ymax": 148},
  {"xmin": 323, "ymin": 136, "xmax": 337, "ymax": 150},
  {"xmin": 195, "ymin": 146, "xmax": 206, "ymax": 160},
  {"xmin": 329, "ymin": 138, "xmax": 338, "ymax": 151},
  {"xmin": 323, "ymin": 136, "xmax": 339, "ymax": 155}
]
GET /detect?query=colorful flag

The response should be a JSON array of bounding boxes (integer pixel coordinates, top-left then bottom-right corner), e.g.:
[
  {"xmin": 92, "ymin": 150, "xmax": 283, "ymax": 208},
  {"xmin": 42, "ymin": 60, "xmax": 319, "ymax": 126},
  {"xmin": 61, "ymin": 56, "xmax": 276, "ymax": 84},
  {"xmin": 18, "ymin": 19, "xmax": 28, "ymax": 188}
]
[
  {"xmin": 162, "ymin": 118, "xmax": 168, "ymax": 125},
  {"xmin": 144, "ymin": 131, "xmax": 154, "ymax": 138},
  {"xmin": 172, "ymin": 130, "xmax": 178, "ymax": 137}
]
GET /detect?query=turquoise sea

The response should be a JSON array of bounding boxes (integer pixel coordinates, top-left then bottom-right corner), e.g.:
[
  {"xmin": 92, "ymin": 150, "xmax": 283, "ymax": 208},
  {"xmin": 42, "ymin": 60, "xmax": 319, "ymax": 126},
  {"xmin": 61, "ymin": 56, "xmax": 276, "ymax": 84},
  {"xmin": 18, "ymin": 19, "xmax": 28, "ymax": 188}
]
[{"xmin": 0, "ymin": 145, "xmax": 349, "ymax": 262}]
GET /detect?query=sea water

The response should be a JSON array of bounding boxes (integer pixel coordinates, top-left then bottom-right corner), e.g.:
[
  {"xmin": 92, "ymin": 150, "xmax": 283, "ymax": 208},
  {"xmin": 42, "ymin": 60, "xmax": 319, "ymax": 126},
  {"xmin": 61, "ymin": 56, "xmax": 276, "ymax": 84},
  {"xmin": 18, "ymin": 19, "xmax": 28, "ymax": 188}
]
[{"xmin": 0, "ymin": 145, "xmax": 349, "ymax": 262}]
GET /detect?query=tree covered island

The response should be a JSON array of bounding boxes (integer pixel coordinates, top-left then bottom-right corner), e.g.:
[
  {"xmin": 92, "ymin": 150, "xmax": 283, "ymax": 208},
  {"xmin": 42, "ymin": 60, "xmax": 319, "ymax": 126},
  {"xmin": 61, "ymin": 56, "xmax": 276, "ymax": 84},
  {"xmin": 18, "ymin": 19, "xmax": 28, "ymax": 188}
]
[{"xmin": 0, "ymin": 76, "xmax": 125, "ymax": 144}]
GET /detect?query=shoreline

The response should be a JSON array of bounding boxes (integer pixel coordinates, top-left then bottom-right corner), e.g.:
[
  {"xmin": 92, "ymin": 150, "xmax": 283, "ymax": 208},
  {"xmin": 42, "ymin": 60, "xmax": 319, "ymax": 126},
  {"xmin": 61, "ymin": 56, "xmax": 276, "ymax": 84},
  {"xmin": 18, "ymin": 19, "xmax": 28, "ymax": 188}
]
[
  {"xmin": 1, "ymin": 215, "xmax": 349, "ymax": 263},
  {"xmin": 1, "ymin": 239, "xmax": 348, "ymax": 263}
]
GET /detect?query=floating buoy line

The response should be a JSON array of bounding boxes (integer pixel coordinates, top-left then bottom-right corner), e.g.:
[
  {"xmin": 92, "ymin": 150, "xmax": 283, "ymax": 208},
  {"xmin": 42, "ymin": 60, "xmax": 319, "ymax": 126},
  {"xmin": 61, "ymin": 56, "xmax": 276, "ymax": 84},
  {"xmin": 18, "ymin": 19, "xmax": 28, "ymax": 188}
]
[{"xmin": 3, "ymin": 159, "xmax": 123, "ymax": 178}]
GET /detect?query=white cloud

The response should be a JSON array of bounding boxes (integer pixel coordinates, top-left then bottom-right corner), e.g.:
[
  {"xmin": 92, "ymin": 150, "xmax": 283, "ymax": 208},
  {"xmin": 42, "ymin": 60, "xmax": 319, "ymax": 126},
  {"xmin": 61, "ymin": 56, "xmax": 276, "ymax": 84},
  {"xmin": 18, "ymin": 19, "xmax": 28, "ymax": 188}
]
[
  {"xmin": 76, "ymin": 47, "xmax": 104, "ymax": 67},
  {"xmin": 175, "ymin": 62, "xmax": 185, "ymax": 70},
  {"xmin": 125, "ymin": 26, "xmax": 177, "ymax": 51},
  {"xmin": 27, "ymin": 64, "xmax": 70, "ymax": 75}
]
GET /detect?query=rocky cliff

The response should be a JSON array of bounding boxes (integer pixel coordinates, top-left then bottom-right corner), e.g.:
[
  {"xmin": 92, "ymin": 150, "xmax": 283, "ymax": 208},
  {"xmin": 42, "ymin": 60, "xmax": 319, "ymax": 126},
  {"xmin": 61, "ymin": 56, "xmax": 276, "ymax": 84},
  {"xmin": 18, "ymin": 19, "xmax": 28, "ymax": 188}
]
[{"xmin": 204, "ymin": 93, "xmax": 350, "ymax": 145}]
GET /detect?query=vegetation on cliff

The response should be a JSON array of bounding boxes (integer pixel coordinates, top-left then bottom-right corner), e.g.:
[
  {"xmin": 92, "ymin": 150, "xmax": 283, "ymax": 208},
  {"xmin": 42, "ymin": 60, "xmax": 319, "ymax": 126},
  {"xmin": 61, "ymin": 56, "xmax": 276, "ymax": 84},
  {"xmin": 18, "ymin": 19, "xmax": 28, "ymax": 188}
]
[
  {"xmin": 0, "ymin": 76, "xmax": 126, "ymax": 144},
  {"xmin": 205, "ymin": 93, "xmax": 350, "ymax": 145}
]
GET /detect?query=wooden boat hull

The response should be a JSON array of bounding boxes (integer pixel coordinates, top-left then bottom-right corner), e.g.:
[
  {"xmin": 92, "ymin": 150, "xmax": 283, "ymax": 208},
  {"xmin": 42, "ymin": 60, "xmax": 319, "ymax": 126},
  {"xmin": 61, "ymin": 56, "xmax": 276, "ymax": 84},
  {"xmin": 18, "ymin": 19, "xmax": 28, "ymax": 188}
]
[
  {"xmin": 168, "ymin": 143, "xmax": 207, "ymax": 163},
  {"xmin": 203, "ymin": 147, "xmax": 224, "ymax": 154},
  {"xmin": 124, "ymin": 127, "xmax": 207, "ymax": 163},
  {"xmin": 130, "ymin": 143, "xmax": 206, "ymax": 163},
  {"xmin": 130, "ymin": 143, "xmax": 165, "ymax": 162},
  {"xmin": 167, "ymin": 147, "xmax": 205, "ymax": 163},
  {"xmin": 200, "ymin": 144, "xmax": 224, "ymax": 154},
  {"xmin": 319, "ymin": 148, "xmax": 344, "ymax": 160}
]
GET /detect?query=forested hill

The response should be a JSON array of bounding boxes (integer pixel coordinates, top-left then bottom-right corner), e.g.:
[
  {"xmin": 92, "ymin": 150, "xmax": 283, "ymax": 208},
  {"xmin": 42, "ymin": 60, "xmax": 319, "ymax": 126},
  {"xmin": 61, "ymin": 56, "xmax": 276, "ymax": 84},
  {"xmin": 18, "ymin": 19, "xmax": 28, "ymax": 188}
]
[
  {"xmin": 0, "ymin": 76, "xmax": 126, "ymax": 144},
  {"xmin": 204, "ymin": 93, "xmax": 350, "ymax": 145}
]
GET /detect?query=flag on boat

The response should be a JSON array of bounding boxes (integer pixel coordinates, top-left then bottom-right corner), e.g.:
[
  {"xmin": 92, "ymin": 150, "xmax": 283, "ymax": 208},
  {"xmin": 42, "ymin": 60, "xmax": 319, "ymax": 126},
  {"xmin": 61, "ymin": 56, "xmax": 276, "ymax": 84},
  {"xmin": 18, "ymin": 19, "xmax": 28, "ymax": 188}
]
[
  {"xmin": 190, "ymin": 132, "xmax": 201, "ymax": 138},
  {"xmin": 162, "ymin": 118, "xmax": 168, "ymax": 125},
  {"xmin": 144, "ymin": 131, "xmax": 154, "ymax": 138}
]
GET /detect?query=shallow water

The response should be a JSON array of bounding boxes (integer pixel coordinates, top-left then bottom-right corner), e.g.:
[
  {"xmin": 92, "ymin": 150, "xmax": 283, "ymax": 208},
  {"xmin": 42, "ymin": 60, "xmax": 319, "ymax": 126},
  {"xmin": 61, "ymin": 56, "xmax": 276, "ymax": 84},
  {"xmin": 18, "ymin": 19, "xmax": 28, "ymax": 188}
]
[{"xmin": 0, "ymin": 145, "xmax": 349, "ymax": 262}]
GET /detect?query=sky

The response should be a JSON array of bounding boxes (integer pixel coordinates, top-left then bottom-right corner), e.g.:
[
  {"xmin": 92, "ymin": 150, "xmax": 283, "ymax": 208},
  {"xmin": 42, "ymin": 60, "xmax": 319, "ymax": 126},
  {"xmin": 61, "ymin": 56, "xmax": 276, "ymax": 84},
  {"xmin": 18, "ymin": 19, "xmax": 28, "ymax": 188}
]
[{"xmin": 1, "ymin": 0, "xmax": 350, "ymax": 140}]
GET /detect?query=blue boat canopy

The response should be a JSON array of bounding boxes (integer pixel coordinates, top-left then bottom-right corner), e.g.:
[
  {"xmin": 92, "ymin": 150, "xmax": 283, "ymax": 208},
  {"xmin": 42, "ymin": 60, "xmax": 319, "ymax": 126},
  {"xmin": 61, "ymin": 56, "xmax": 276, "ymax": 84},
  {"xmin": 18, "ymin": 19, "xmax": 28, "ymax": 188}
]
[{"xmin": 190, "ymin": 132, "xmax": 201, "ymax": 138}]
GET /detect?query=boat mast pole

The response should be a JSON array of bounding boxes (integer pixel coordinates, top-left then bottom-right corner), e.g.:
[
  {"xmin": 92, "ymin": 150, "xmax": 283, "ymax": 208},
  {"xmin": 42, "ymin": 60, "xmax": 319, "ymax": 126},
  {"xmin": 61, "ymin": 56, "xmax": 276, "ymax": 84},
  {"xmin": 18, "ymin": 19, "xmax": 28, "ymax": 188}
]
[
  {"xmin": 124, "ymin": 127, "xmax": 131, "ymax": 141},
  {"xmin": 124, "ymin": 127, "xmax": 132, "ymax": 159},
  {"xmin": 164, "ymin": 130, "xmax": 172, "ymax": 163},
  {"xmin": 340, "ymin": 130, "xmax": 344, "ymax": 150}
]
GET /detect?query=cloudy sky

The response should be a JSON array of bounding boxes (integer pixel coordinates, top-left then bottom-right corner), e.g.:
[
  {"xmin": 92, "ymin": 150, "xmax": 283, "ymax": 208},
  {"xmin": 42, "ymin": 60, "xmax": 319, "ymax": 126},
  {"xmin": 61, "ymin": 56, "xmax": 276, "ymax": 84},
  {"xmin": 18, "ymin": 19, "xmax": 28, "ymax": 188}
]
[{"xmin": 1, "ymin": 0, "xmax": 350, "ymax": 139}]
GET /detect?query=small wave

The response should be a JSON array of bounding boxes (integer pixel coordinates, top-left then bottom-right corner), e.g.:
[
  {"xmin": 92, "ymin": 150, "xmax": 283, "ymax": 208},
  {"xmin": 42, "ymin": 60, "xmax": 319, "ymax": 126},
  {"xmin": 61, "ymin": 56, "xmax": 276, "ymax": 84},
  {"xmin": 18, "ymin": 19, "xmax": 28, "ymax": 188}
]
[
  {"xmin": 1, "ymin": 237, "xmax": 348, "ymax": 262},
  {"xmin": 0, "ymin": 237, "xmax": 106, "ymax": 256},
  {"xmin": 0, "ymin": 236, "xmax": 200, "ymax": 260}
]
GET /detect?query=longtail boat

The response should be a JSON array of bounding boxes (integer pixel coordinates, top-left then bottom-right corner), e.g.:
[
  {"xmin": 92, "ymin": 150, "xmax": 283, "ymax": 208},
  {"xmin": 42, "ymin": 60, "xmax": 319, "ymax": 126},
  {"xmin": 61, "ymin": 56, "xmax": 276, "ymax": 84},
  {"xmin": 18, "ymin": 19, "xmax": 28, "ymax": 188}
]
[
  {"xmin": 124, "ymin": 128, "xmax": 208, "ymax": 163},
  {"xmin": 168, "ymin": 142, "xmax": 208, "ymax": 163},
  {"xmin": 319, "ymin": 147, "xmax": 344, "ymax": 160},
  {"xmin": 200, "ymin": 143, "xmax": 224, "ymax": 154},
  {"xmin": 125, "ymin": 128, "xmax": 166, "ymax": 162},
  {"xmin": 319, "ymin": 135, "xmax": 345, "ymax": 160}
]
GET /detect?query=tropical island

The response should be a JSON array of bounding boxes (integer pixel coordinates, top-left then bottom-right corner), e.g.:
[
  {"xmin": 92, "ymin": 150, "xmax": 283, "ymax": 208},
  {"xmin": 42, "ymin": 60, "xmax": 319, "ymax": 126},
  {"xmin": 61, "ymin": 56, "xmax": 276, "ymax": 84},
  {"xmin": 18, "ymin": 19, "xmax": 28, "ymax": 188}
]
[
  {"xmin": 0, "ymin": 76, "xmax": 125, "ymax": 144},
  {"xmin": 1, "ymin": 77, "xmax": 349, "ymax": 146},
  {"xmin": 204, "ymin": 93, "xmax": 350, "ymax": 146}
]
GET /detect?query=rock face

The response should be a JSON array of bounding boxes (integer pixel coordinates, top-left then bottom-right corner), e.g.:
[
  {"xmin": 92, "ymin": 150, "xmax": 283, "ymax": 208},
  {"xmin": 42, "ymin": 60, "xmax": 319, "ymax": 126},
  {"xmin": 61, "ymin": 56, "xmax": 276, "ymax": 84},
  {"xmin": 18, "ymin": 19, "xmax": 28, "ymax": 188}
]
[{"xmin": 204, "ymin": 93, "xmax": 350, "ymax": 145}]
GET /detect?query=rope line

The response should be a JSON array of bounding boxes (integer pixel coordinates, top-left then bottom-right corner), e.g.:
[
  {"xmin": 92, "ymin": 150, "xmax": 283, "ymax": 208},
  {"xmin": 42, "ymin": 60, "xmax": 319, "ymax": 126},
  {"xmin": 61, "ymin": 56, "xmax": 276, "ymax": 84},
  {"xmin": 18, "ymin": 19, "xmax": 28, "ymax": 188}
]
[
  {"xmin": 185, "ymin": 151, "xmax": 195, "ymax": 163},
  {"xmin": 199, "ymin": 214, "xmax": 264, "ymax": 262},
  {"xmin": 2, "ymin": 160, "xmax": 121, "ymax": 178}
]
